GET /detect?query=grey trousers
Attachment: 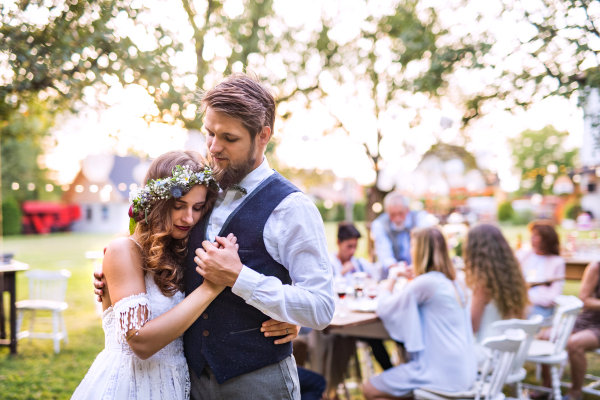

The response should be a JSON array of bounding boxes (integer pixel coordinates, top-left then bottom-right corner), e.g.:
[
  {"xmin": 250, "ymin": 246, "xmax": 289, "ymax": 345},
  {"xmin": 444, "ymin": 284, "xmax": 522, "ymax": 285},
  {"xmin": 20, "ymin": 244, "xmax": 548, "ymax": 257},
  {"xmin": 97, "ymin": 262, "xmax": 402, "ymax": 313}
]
[{"xmin": 190, "ymin": 355, "xmax": 301, "ymax": 400}]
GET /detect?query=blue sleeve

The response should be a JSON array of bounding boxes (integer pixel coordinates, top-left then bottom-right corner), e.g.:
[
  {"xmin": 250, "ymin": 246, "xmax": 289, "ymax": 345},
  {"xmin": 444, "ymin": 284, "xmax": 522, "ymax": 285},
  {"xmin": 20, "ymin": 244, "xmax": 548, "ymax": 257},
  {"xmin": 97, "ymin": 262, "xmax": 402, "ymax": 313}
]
[{"xmin": 371, "ymin": 217, "xmax": 398, "ymax": 270}]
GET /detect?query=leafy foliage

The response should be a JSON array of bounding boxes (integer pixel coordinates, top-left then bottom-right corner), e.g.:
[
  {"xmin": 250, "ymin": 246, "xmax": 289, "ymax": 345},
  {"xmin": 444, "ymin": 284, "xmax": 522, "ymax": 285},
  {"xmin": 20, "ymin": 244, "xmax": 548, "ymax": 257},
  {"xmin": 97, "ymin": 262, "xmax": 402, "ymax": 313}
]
[
  {"xmin": 2, "ymin": 197, "xmax": 22, "ymax": 235},
  {"xmin": 509, "ymin": 125, "xmax": 577, "ymax": 194},
  {"xmin": 498, "ymin": 201, "xmax": 515, "ymax": 222}
]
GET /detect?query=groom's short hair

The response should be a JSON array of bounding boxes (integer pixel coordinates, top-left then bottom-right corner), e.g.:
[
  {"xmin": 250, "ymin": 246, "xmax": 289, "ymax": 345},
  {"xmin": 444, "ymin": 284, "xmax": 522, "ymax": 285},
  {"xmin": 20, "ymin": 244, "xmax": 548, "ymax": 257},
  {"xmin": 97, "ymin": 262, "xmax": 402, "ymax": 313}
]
[{"xmin": 199, "ymin": 72, "xmax": 276, "ymax": 140}]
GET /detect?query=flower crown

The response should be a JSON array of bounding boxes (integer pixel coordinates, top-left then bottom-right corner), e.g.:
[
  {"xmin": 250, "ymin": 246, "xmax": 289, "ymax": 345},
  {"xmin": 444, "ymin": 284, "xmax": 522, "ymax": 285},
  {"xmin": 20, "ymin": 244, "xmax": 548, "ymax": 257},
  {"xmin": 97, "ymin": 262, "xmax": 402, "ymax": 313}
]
[{"xmin": 128, "ymin": 165, "xmax": 217, "ymax": 234}]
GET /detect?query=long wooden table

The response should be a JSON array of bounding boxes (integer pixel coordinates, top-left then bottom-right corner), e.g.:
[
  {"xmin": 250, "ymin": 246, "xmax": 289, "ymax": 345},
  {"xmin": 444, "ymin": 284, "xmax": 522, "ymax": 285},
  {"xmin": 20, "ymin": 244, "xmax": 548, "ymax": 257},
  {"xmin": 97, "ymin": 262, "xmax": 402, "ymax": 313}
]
[
  {"xmin": 326, "ymin": 310, "xmax": 391, "ymax": 340},
  {"xmin": 0, "ymin": 261, "xmax": 29, "ymax": 354}
]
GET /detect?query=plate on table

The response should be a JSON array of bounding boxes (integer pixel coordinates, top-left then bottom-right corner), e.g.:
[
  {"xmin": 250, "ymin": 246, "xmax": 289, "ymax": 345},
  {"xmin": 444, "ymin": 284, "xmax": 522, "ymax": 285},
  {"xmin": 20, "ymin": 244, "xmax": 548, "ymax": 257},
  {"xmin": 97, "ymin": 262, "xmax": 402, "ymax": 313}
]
[{"xmin": 347, "ymin": 298, "xmax": 377, "ymax": 313}]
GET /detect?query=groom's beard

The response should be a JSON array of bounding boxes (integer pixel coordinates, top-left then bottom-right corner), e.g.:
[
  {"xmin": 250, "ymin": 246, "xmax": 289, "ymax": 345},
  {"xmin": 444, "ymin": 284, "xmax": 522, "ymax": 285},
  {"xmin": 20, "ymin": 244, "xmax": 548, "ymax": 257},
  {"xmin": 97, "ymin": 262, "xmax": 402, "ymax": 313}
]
[{"xmin": 209, "ymin": 144, "xmax": 256, "ymax": 190}]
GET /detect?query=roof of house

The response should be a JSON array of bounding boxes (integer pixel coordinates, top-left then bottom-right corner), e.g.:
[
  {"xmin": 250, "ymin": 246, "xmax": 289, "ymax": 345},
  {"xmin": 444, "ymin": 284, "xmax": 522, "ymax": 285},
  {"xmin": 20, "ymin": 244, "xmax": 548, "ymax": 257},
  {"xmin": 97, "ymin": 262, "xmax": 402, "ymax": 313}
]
[{"xmin": 63, "ymin": 155, "xmax": 143, "ymax": 204}]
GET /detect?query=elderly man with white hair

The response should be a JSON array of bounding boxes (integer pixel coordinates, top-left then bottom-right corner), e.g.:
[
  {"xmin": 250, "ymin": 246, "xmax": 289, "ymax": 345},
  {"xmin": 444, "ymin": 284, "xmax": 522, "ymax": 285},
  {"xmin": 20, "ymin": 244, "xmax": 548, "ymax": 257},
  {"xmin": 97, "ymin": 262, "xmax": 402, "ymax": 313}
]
[{"xmin": 371, "ymin": 192, "xmax": 430, "ymax": 276}]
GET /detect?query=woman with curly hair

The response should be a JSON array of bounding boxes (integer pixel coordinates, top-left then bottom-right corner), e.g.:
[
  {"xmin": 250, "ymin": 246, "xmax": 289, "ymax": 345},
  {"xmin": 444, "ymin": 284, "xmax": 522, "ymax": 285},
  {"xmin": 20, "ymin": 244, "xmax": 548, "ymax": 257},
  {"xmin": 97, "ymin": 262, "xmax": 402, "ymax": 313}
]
[
  {"xmin": 72, "ymin": 150, "xmax": 298, "ymax": 400},
  {"xmin": 464, "ymin": 224, "xmax": 529, "ymax": 360}
]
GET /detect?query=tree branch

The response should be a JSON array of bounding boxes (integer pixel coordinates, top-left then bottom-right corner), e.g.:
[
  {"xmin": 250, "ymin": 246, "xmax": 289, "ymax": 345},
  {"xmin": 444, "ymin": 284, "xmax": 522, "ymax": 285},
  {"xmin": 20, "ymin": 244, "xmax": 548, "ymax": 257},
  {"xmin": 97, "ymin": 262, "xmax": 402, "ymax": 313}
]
[{"xmin": 276, "ymin": 84, "xmax": 319, "ymax": 104}]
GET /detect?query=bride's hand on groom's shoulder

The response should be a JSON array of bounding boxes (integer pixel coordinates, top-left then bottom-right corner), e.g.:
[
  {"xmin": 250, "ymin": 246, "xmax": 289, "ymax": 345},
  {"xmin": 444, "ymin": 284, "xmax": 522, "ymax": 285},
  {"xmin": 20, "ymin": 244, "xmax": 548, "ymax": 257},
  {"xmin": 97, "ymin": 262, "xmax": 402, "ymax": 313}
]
[{"xmin": 260, "ymin": 320, "xmax": 301, "ymax": 345}]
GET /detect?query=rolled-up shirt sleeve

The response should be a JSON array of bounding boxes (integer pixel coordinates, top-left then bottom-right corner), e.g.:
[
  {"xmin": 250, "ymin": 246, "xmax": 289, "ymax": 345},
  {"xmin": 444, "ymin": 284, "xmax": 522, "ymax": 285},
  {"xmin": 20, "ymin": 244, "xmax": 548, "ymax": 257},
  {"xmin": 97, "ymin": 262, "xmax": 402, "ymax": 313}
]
[
  {"xmin": 231, "ymin": 193, "xmax": 335, "ymax": 330},
  {"xmin": 371, "ymin": 217, "xmax": 398, "ymax": 269}
]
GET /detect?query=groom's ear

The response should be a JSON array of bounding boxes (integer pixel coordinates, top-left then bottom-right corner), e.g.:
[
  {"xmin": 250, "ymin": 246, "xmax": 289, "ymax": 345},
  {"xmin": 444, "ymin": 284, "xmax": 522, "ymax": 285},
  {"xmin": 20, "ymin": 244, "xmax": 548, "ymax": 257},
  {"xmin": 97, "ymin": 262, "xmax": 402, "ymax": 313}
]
[{"xmin": 256, "ymin": 126, "xmax": 271, "ymax": 147}]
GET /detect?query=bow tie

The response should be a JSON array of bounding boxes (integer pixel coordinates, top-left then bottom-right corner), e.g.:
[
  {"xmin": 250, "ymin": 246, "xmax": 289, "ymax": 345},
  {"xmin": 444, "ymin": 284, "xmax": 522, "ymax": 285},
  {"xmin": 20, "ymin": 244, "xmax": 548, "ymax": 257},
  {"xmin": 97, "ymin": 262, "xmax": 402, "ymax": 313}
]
[{"xmin": 229, "ymin": 184, "xmax": 247, "ymax": 195}]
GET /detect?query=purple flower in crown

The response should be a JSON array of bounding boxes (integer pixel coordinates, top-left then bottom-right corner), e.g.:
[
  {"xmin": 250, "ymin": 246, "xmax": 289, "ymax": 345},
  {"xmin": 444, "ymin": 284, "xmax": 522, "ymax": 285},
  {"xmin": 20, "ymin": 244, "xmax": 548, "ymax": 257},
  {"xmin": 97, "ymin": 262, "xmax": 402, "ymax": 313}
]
[{"xmin": 170, "ymin": 185, "xmax": 183, "ymax": 199}]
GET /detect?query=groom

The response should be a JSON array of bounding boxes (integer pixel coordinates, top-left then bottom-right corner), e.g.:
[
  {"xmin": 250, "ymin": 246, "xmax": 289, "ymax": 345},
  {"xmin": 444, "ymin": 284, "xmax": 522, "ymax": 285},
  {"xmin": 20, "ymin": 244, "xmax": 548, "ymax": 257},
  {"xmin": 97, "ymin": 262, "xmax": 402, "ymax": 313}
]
[{"xmin": 96, "ymin": 73, "xmax": 335, "ymax": 399}]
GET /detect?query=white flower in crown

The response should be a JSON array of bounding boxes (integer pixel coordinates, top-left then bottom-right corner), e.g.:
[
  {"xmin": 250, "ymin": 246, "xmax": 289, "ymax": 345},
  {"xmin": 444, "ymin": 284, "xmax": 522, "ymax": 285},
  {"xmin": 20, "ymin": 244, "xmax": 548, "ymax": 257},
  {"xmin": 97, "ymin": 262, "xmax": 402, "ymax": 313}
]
[{"xmin": 129, "ymin": 187, "xmax": 142, "ymax": 203}]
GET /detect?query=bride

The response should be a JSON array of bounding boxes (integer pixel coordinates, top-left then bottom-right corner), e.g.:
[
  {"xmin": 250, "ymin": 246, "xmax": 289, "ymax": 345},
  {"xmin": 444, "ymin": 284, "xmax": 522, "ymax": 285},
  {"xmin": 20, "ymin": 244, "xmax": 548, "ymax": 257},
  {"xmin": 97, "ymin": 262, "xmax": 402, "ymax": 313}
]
[{"xmin": 72, "ymin": 150, "xmax": 299, "ymax": 400}]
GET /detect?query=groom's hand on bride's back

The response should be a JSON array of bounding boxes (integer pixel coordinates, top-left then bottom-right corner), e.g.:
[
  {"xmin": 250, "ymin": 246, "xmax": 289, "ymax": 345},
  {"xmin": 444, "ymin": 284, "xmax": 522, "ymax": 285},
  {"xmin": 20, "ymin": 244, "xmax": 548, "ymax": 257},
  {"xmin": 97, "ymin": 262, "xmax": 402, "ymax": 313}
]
[
  {"xmin": 194, "ymin": 235, "xmax": 243, "ymax": 287},
  {"xmin": 93, "ymin": 247, "xmax": 107, "ymax": 302}
]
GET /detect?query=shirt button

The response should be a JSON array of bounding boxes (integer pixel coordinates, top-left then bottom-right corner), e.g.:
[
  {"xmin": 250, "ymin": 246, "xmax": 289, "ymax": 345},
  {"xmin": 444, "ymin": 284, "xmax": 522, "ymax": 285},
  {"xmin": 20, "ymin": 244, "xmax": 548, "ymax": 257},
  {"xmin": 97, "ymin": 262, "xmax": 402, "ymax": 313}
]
[
  {"xmin": 202, "ymin": 313, "xmax": 208, "ymax": 320},
  {"xmin": 203, "ymin": 330, "xmax": 209, "ymax": 337}
]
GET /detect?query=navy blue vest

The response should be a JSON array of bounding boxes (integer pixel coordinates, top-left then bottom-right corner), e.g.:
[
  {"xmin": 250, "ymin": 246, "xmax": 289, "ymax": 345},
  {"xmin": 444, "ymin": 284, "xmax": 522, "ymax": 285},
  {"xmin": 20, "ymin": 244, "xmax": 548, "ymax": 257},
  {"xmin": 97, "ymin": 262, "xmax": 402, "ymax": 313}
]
[{"xmin": 183, "ymin": 172, "xmax": 299, "ymax": 383}]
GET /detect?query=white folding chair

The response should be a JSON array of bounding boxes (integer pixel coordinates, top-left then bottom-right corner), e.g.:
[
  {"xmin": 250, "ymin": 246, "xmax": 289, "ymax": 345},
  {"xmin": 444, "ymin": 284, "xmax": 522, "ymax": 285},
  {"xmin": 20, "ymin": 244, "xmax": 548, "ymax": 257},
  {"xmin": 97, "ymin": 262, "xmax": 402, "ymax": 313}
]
[
  {"xmin": 524, "ymin": 295, "xmax": 583, "ymax": 400},
  {"xmin": 15, "ymin": 269, "xmax": 71, "ymax": 353},
  {"xmin": 492, "ymin": 315, "xmax": 544, "ymax": 399},
  {"xmin": 414, "ymin": 330, "xmax": 526, "ymax": 400}
]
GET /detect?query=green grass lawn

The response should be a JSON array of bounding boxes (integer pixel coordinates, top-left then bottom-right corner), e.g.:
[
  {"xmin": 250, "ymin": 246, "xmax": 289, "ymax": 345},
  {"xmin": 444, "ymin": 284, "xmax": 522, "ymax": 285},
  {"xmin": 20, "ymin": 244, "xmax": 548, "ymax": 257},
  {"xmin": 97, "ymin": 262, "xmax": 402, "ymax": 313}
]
[{"xmin": 0, "ymin": 224, "xmax": 598, "ymax": 399}]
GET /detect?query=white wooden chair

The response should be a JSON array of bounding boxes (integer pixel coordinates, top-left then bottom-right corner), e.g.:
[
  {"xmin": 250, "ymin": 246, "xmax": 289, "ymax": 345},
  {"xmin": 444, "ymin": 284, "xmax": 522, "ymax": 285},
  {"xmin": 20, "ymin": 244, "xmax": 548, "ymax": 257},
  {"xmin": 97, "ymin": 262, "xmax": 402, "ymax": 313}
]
[
  {"xmin": 414, "ymin": 330, "xmax": 526, "ymax": 400},
  {"xmin": 15, "ymin": 269, "xmax": 71, "ymax": 353},
  {"xmin": 491, "ymin": 315, "xmax": 544, "ymax": 399},
  {"xmin": 523, "ymin": 295, "xmax": 583, "ymax": 400}
]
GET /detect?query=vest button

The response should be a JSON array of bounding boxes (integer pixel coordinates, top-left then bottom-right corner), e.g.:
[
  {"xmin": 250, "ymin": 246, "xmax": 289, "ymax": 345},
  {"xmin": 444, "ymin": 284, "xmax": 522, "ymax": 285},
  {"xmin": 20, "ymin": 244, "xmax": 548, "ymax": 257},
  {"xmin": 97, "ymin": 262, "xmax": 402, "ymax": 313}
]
[
  {"xmin": 203, "ymin": 330, "xmax": 209, "ymax": 337},
  {"xmin": 202, "ymin": 313, "xmax": 208, "ymax": 320}
]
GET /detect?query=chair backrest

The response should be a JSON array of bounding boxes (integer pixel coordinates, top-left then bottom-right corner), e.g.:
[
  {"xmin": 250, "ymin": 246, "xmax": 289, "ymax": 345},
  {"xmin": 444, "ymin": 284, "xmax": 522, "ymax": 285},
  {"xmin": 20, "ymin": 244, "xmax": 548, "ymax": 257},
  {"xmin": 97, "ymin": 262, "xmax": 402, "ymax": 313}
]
[
  {"xmin": 479, "ymin": 330, "xmax": 526, "ymax": 400},
  {"xmin": 492, "ymin": 314, "xmax": 543, "ymax": 376},
  {"xmin": 548, "ymin": 295, "xmax": 583, "ymax": 354},
  {"xmin": 26, "ymin": 269, "xmax": 71, "ymax": 302}
]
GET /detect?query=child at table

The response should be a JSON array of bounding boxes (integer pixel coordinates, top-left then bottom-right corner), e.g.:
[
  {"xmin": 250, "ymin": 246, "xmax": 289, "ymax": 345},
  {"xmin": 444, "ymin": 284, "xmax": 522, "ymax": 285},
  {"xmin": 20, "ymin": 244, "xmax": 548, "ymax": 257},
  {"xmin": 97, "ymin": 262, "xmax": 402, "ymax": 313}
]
[{"xmin": 363, "ymin": 227, "xmax": 476, "ymax": 400}]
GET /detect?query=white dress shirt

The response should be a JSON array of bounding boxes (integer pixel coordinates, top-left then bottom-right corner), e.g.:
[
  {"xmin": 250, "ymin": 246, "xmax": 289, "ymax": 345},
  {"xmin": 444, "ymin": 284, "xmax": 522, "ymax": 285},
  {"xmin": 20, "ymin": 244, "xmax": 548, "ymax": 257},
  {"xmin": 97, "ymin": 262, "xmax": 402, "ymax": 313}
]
[
  {"xmin": 205, "ymin": 158, "xmax": 335, "ymax": 330},
  {"xmin": 328, "ymin": 252, "xmax": 381, "ymax": 284}
]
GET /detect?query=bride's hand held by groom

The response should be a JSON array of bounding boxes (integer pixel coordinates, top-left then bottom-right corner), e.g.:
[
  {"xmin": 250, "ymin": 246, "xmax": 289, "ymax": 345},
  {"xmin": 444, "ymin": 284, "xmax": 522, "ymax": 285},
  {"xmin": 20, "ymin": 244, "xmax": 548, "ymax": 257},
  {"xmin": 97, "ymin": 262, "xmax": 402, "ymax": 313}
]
[
  {"xmin": 194, "ymin": 235, "xmax": 301, "ymax": 345},
  {"xmin": 194, "ymin": 235, "xmax": 244, "ymax": 287}
]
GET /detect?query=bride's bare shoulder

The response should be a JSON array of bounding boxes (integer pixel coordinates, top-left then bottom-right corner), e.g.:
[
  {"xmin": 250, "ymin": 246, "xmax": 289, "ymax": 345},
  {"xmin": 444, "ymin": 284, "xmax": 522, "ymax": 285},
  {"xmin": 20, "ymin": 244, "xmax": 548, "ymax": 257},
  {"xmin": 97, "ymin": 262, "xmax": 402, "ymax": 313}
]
[{"xmin": 103, "ymin": 237, "xmax": 144, "ymax": 275}]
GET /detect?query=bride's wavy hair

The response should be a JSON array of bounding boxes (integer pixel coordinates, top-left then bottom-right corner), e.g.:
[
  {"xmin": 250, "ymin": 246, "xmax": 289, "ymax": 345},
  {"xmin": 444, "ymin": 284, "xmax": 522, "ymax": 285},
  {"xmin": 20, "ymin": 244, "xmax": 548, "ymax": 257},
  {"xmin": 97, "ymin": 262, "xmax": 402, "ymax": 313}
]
[{"xmin": 133, "ymin": 150, "xmax": 218, "ymax": 296}]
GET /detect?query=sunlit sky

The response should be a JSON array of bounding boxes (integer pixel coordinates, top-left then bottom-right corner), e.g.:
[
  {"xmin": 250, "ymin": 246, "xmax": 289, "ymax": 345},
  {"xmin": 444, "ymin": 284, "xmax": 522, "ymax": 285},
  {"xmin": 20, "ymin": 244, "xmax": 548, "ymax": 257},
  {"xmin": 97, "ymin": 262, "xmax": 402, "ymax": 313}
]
[{"xmin": 36, "ymin": 0, "xmax": 586, "ymax": 192}]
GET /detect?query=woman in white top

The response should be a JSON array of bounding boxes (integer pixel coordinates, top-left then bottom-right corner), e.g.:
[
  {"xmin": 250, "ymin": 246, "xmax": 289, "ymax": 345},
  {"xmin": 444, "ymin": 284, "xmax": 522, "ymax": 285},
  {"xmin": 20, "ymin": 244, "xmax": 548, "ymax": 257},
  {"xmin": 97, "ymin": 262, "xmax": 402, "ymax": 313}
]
[
  {"xmin": 516, "ymin": 221, "xmax": 565, "ymax": 319},
  {"xmin": 72, "ymin": 151, "xmax": 298, "ymax": 400},
  {"xmin": 464, "ymin": 224, "xmax": 529, "ymax": 363},
  {"xmin": 363, "ymin": 227, "xmax": 476, "ymax": 400}
]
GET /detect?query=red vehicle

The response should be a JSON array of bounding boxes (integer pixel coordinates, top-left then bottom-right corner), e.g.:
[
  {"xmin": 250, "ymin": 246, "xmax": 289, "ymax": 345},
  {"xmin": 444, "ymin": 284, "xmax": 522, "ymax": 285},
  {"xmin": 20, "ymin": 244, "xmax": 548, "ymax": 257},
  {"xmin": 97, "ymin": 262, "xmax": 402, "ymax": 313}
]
[{"xmin": 21, "ymin": 201, "xmax": 81, "ymax": 234}]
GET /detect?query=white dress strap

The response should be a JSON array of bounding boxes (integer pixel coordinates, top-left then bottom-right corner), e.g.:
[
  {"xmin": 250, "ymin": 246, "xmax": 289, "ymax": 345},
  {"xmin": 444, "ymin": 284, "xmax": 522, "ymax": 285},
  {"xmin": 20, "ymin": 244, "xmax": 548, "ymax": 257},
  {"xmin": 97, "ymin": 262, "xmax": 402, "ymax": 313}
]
[{"xmin": 128, "ymin": 237, "xmax": 143, "ymax": 250}]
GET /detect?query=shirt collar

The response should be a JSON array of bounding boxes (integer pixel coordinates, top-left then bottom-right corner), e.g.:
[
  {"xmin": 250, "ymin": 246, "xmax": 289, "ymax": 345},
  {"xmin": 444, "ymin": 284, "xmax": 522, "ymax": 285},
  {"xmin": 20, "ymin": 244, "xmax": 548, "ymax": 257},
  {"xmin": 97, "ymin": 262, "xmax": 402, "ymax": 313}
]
[{"xmin": 237, "ymin": 157, "xmax": 271, "ymax": 194}]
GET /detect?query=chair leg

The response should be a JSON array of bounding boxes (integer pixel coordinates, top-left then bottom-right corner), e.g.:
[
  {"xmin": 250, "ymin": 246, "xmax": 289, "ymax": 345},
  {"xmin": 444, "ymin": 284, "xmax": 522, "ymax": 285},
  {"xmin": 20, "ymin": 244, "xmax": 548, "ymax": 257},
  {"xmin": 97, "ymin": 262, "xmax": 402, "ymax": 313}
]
[
  {"xmin": 60, "ymin": 312, "xmax": 68, "ymax": 345},
  {"xmin": 516, "ymin": 382, "xmax": 524, "ymax": 400},
  {"xmin": 551, "ymin": 365, "xmax": 562, "ymax": 400},
  {"xmin": 52, "ymin": 311, "xmax": 60, "ymax": 354},
  {"xmin": 28, "ymin": 310, "xmax": 35, "ymax": 342}
]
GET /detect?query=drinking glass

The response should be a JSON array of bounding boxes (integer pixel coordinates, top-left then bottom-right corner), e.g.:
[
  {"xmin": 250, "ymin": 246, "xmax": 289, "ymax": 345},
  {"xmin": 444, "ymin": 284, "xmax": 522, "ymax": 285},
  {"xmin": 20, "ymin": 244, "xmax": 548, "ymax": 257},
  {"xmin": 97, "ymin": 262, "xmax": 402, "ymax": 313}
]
[
  {"xmin": 353, "ymin": 272, "xmax": 368, "ymax": 298},
  {"xmin": 334, "ymin": 277, "xmax": 348, "ymax": 317}
]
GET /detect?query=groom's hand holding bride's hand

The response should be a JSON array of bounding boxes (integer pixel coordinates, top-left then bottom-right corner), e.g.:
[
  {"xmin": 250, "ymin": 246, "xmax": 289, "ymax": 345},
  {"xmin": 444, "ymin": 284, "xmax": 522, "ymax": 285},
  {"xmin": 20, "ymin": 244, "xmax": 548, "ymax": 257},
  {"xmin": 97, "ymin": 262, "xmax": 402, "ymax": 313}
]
[{"xmin": 194, "ymin": 235, "xmax": 243, "ymax": 287}]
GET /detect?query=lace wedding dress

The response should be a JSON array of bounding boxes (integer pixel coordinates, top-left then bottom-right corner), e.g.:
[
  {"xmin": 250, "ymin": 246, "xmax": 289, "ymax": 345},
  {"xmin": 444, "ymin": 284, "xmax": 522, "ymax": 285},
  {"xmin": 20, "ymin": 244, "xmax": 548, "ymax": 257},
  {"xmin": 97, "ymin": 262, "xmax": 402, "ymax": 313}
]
[{"xmin": 71, "ymin": 272, "xmax": 190, "ymax": 400}]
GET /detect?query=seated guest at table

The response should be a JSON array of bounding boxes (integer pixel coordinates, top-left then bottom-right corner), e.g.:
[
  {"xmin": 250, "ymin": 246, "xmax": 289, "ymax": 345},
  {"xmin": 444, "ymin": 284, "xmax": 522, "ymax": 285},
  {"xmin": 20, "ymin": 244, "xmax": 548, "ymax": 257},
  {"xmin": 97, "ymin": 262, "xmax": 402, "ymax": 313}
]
[
  {"xmin": 329, "ymin": 222, "xmax": 380, "ymax": 283},
  {"xmin": 563, "ymin": 261, "xmax": 600, "ymax": 400},
  {"xmin": 298, "ymin": 366, "xmax": 327, "ymax": 400},
  {"xmin": 371, "ymin": 192, "xmax": 429, "ymax": 277},
  {"xmin": 464, "ymin": 224, "xmax": 529, "ymax": 363},
  {"xmin": 363, "ymin": 227, "xmax": 476, "ymax": 400},
  {"xmin": 329, "ymin": 222, "xmax": 393, "ymax": 371},
  {"xmin": 516, "ymin": 221, "xmax": 565, "ymax": 320}
]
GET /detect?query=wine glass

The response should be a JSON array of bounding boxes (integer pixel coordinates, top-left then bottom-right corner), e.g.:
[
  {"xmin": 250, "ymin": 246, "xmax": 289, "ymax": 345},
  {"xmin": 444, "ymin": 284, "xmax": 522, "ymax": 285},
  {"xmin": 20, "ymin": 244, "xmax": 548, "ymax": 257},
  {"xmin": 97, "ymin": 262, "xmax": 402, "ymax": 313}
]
[
  {"xmin": 334, "ymin": 277, "xmax": 348, "ymax": 317},
  {"xmin": 366, "ymin": 282, "xmax": 378, "ymax": 300},
  {"xmin": 353, "ymin": 272, "xmax": 368, "ymax": 298}
]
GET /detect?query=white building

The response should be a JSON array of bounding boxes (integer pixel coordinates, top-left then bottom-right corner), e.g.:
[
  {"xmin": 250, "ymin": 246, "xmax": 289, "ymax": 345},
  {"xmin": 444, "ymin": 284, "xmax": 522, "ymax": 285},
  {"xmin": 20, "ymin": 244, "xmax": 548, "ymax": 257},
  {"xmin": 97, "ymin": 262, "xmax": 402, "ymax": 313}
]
[{"xmin": 63, "ymin": 154, "xmax": 150, "ymax": 233}]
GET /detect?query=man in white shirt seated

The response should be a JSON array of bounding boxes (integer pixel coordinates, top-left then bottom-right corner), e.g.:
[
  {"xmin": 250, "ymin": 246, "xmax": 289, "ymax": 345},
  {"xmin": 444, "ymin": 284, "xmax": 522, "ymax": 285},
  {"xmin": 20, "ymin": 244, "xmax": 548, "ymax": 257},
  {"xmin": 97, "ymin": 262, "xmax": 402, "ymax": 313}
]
[
  {"xmin": 329, "ymin": 222, "xmax": 392, "ymax": 371},
  {"xmin": 329, "ymin": 222, "xmax": 380, "ymax": 284}
]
